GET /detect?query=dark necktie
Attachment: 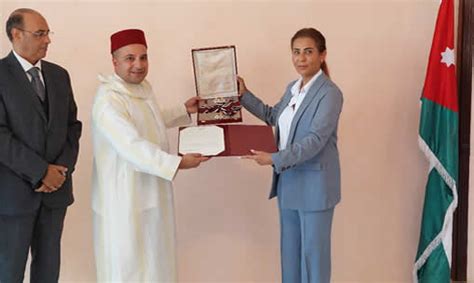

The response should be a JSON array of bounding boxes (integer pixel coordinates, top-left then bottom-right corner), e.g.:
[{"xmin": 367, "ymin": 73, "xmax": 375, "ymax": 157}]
[{"xmin": 27, "ymin": 67, "xmax": 46, "ymax": 102}]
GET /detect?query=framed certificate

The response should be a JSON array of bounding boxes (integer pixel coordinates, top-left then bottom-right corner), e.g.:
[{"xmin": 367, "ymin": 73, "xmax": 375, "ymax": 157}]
[{"xmin": 192, "ymin": 46, "xmax": 242, "ymax": 125}]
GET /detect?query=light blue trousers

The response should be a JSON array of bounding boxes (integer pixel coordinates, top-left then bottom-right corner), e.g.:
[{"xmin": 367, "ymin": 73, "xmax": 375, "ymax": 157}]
[{"xmin": 278, "ymin": 200, "xmax": 334, "ymax": 283}]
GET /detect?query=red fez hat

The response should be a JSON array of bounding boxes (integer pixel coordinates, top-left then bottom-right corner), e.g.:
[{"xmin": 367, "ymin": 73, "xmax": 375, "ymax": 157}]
[{"xmin": 110, "ymin": 29, "xmax": 147, "ymax": 53}]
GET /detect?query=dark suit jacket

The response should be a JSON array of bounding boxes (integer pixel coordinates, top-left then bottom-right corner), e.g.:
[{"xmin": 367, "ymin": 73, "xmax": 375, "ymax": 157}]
[{"xmin": 0, "ymin": 51, "xmax": 82, "ymax": 215}]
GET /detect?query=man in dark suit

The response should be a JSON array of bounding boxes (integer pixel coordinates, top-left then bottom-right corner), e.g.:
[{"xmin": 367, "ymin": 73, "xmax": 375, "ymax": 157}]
[{"xmin": 0, "ymin": 8, "xmax": 82, "ymax": 282}]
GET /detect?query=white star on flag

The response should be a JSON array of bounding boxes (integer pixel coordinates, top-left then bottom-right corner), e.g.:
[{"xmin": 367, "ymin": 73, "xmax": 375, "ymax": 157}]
[{"xmin": 441, "ymin": 47, "xmax": 455, "ymax": 67}]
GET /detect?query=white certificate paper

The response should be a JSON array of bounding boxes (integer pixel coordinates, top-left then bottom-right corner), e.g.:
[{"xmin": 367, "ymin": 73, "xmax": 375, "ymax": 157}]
[
  {"xmin": 179, "ymin": 126, "xmax": 225, "ymax": 156},
  {"xmin": 192, "ymin": 46, "xmax": 237, "ymax": 98}
]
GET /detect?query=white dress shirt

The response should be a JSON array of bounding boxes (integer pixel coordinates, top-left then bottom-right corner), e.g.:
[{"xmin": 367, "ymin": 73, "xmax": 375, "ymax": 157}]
[
  {"xmin": 12, "ymin": 50, "xmax": 45, "ymax": 85},
  {"xmin": 278, "ymin": 69, "xmax": 322, "ymax": 150}
]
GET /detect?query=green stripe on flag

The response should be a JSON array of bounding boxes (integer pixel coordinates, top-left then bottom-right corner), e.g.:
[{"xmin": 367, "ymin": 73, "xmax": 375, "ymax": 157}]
[
  {"xmin": 418, "ymin": 98, "xmax": 458, "ymax": 180},
  {"xmin": 416, "ymin": 169, "xmax": 453, "ymax": 258},
  {"xmin": 417, "ymin": 243, "xmax": 451, "ymax": 283},
  {"xmin": 415, "ymin": 99, "xmax": 458, "ymax": 282}
]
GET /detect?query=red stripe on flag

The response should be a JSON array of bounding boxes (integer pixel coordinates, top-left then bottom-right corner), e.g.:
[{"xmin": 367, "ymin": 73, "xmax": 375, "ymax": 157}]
[{"xmin": 421, "ymin": 0, "xmax": 458, "ymax": 113}]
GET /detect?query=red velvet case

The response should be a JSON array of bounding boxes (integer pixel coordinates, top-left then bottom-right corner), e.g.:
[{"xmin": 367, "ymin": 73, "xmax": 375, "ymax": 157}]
[{"xmin": 178, "ymin": 124, "xmax": 277, "ymax": 157}]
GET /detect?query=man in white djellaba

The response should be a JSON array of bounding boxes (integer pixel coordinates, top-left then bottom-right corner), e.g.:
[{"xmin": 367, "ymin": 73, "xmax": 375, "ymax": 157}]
[{"xmin": 91, "ymin": 29, "xmax": 208, "ymax": 282}]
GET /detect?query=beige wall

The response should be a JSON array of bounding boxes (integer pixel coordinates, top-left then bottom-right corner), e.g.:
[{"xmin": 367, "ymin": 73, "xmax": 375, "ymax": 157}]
[{"xmin": 1, "ymin": 1, "xmax": 441, "ymax": 282}]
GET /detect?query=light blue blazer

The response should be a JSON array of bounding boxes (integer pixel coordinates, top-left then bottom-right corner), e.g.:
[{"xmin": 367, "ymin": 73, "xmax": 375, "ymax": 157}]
[{"xmin": 241, "ymin": 73, "xmax": 343, "ymax": 211}]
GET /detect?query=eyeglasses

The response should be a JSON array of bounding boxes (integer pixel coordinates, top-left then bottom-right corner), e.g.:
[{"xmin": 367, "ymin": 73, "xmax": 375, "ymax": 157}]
[{"xmin": 16, "ymin": 28, "xmax": 53, "ymax": 38}]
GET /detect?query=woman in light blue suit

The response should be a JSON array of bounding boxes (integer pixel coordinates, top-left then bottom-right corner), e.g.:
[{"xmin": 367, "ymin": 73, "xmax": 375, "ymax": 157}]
[{"xmin": 238, "ymin": 28, "xmax": 343, "ymax": 283}]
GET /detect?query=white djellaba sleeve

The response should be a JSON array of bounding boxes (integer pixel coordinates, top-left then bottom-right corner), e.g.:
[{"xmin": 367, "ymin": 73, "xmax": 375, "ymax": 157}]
[{"xmin": 92, "ymin": 92, "xmax": 181, "ymax": 181}]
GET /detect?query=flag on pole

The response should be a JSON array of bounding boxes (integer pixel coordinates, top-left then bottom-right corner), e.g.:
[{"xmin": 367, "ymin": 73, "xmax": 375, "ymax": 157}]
[{"xmin": 414, "ymin": 0, "xmax": 458, "ymax": 282}]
